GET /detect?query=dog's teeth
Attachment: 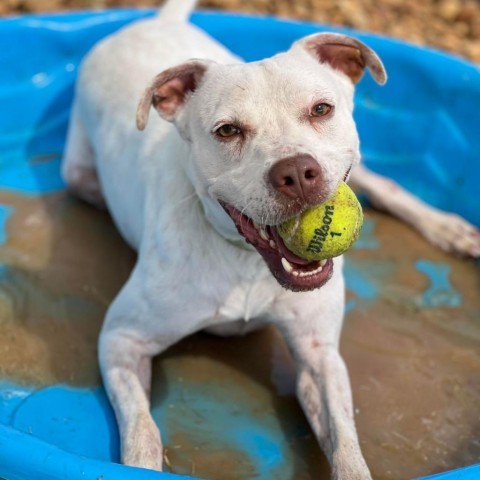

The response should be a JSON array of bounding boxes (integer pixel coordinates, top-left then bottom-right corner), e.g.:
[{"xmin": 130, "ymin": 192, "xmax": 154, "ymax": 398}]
[
  {"xmin": 298, "ymin": 265, "xmax": 323, "ymax": 277},
  {"xmin": 259, "ymin": 229, "xmax": 269, "ymax": 241},
  {"xmin": 281, "ymin": 257, "xmax": 293, "ymax": 273},
  {"xmin": 253, "ymin": 222, "xmax": 261, "ymax": 231},
  {"xmin": 269, "ymin": 240, "xmax": 277, "ymax": 249},
  {"xmin": 282, "ymin": 258, "xmax": 327, "ymax": 277}
]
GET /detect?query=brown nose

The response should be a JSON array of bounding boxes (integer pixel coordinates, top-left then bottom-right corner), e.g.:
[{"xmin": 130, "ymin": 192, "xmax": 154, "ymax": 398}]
[{"xmin": 268, "ymin": 155, "xmax": 322, "ymax": 203}]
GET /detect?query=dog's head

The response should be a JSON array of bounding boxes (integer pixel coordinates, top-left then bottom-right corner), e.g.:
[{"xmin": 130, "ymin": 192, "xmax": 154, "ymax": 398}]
[{"xmin": 137, "ymin": 33, "xmax": 386, "ymax": 291}]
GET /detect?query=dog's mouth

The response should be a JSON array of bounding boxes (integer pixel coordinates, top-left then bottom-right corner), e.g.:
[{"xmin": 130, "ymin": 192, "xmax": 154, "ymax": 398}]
[{"xmin": 222, "ymin": 204, "xmax": 333, "ymax": 292}]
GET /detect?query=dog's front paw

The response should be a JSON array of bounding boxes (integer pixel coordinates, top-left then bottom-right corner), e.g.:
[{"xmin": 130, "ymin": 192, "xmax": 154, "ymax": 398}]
[
  {"xmin": 331, "ymin": 457, "xmax": 372, "ymax": 480},
  {"xmin": 329, "ymin": 444, "xmax": 372, "ymax": 480},
  {"xmin": 122, "ymin": 414, "xmax": 164, "ymax": 471},
  {"xmin": 123, "ymin": 443, "xmax": 163, "ymax": 471},
  {"xmin": 416, "ymin": 210, "xmax": 480, "ymax": 258}
]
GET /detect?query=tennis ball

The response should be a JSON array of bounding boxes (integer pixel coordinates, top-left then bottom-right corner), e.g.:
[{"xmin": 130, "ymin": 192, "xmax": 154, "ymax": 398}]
[{"xmin": 277, "ymin": 182, "xmax": 363, "ymax": 260}]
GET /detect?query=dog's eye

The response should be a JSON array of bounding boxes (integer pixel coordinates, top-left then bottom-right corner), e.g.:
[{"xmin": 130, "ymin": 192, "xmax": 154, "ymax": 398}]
[
  {"xmin": 214, "ymin": 124, "xmax": 241, "ymax": 138},
  {"xmin": 311, "ymin": 103, "xmax": 333, "ymax": 117}
]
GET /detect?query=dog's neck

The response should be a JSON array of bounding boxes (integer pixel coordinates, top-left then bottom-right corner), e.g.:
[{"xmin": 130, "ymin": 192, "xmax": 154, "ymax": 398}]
[
  {"xmin": 195, "ymin": 188, "xmax": 256, "ymax": 252},
  {"xmin": 181, "ymin": 143, "xmax": 255, "ymax": 251}
]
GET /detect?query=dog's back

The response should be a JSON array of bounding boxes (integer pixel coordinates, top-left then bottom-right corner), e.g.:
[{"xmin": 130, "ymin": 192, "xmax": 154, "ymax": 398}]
[{"xmin": 63, "ymin": 0, "xmax": 237, "ymax": 249}]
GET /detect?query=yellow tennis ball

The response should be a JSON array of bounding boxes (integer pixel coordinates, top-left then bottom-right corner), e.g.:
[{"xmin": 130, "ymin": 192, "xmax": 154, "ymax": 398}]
[{"xmin": 277, "ymin": 182, "xmax": 363, "ymax": 260}]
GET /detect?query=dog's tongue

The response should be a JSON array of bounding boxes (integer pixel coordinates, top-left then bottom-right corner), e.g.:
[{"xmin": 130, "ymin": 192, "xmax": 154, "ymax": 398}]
[{"xmin": 269, "ymin": 226, "xmax": 311, "ymax": 266}]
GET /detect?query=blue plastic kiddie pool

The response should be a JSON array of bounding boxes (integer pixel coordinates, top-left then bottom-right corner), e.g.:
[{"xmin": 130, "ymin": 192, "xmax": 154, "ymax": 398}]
[{"xmin": 0, "ymin": 8, "xmax": 479, "ymax": 480}]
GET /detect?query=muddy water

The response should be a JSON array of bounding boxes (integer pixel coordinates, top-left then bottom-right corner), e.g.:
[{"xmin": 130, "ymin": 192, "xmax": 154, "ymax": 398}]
[
  {"xmin": 343, "ymin": 214, "xmax": 480, "ymax": 480},
  {"xmin": 0, "ymin": 190, "xmax": 135, "ymax": 385},
  {"xmin": 0, "ymin": 190, "xmax": 479, "ymax": 480}
]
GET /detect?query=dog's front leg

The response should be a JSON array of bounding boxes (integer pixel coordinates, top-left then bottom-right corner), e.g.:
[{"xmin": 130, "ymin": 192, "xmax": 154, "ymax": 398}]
[
  {"xmin": 275, "ymin": 268, "xmax": 370, "ymax": 480},
  {"xmin": 98, "ymin": 263, "xmax": 196, "ymax": 471},
  {"xmin": 292, "ymin": 339, "xmax": 370, "ymax": 480},
  {"xmin": 99, "ymin": 326, "xmax": 164, "ymax": 470}
]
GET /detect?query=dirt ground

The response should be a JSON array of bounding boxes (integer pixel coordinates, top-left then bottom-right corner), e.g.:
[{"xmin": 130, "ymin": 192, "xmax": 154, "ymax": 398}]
[{"xmin": 2, "ymin": 0, "xmax": 480, "ymax": 63}]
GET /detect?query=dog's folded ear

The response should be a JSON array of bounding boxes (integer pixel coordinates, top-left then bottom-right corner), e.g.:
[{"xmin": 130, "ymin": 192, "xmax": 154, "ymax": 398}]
[
  {"xmin": 136, "ymin": 59, "xmax": 211, "ymax": 130},
  {"xmin": 294, "ymin": 33, "xmax": 387, "ymax": 85}
]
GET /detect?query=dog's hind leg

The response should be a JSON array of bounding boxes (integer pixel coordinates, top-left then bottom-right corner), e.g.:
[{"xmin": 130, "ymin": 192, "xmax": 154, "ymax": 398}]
[
  {"xmin": 62, "ymin": 103, "xmax": 106, "ymax": 208},
  {"xmin": 350, "ymin": 164, "xmax": 480, "ymax": 257}
]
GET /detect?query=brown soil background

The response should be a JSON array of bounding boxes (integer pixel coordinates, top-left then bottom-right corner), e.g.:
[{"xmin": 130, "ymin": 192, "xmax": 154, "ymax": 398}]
[{"xmin": 2, "ymin": 0, "xmax": 480, "ymax": 63}]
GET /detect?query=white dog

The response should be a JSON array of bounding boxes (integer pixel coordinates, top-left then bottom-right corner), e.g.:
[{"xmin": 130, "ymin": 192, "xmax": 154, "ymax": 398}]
[{"xmin": 62, "ymin": 0, "xmax": 480, "ymax": 478}]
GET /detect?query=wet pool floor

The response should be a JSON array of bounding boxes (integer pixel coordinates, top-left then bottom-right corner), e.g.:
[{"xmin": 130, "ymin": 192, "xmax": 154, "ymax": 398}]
[{"xmin": 0, "ymin": 189, "xmax": 479, "ymax": 480}]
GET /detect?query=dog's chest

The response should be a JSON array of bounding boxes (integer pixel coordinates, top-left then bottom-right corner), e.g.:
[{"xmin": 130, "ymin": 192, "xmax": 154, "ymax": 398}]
[{"xmin": 214, "ymin": 273, "xmax": 278, "ymax": 324}]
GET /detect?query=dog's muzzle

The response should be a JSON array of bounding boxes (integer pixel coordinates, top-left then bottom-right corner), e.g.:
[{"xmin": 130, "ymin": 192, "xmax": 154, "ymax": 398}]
[{"xmin": 222, "ymin": 203, "xmax": 334, "ymax": 292}]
